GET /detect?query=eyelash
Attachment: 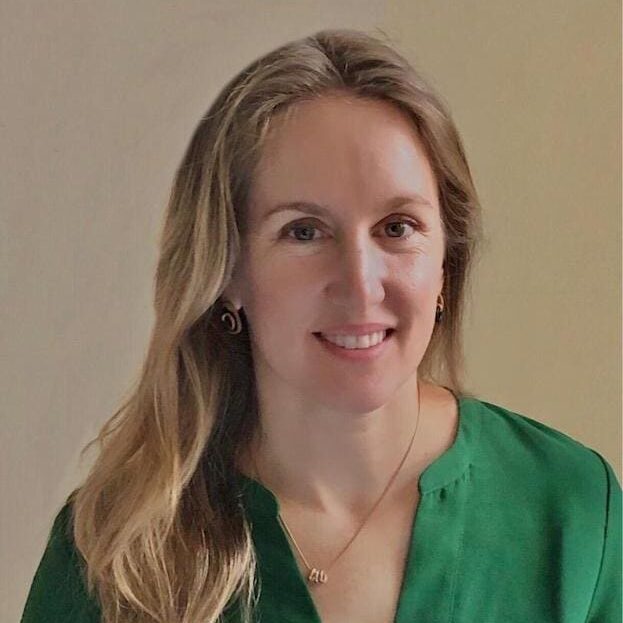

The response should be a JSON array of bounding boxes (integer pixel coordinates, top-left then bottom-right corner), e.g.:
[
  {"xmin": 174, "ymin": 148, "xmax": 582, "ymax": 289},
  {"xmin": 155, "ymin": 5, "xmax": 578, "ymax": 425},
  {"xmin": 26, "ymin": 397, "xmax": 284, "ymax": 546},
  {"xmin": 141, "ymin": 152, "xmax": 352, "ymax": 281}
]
[{"xmin": 280, "ymin": 217, "xmax": 422, "ymax": 243}]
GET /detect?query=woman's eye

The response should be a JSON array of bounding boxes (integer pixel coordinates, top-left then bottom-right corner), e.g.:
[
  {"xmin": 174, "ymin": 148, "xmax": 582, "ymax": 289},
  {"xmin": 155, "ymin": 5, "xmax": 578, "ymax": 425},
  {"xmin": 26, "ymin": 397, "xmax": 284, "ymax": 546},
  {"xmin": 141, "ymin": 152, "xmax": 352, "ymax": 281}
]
[
  {"xmin": 384, "ymin": 220, "xmax": 419, "ymax": 239},
  {"xmin": 281, "ymin": 218, "xmax": 420, "ymax": 243},
  {"xmin": 283, "ymin": 221, "xmax": 323, "ymax": 242}
]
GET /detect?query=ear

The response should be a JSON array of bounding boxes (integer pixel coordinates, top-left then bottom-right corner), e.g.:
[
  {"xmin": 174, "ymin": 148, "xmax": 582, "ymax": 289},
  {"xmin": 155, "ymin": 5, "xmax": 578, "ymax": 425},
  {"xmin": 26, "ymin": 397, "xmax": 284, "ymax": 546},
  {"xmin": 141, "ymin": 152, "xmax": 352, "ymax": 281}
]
[
  {"xmin": 222, "ymin": 278, "xmax": 245, "ymax": 309},
  {"xmin": 221, "ymin": 284, "xmax": 242, "ymax": 309},
  {"xmin": 220, "ymin": 258, "xmax": 245, "ymax": 308}
]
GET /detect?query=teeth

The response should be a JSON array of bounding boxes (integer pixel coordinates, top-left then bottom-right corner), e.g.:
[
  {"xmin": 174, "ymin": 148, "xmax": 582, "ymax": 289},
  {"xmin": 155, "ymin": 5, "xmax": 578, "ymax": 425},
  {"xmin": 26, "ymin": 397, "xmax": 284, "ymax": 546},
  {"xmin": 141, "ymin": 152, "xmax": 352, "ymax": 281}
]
[{"xmin": 321, "ymin": 330, "xmax": 387, "ymax": 349}]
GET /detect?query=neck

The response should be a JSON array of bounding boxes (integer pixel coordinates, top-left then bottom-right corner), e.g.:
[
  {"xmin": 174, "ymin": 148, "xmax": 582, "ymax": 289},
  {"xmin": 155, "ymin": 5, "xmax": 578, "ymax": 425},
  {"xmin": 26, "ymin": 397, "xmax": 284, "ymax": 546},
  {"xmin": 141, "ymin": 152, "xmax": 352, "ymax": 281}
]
[{"xmin": 237, "ymin": 380, "xmax": 441, "ymax": 521}]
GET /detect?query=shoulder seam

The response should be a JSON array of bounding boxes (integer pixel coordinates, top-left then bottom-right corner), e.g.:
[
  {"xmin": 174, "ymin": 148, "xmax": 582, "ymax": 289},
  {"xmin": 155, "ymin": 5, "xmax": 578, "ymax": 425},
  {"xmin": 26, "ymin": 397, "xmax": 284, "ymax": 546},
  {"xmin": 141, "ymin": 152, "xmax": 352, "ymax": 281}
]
[
  {"xmin": 584, "ymin": 449, "xmax": 612, "ymax": 622},
  {"xmin": 478, "ymin": 399, "xmax": 593, "ymax": 454}
]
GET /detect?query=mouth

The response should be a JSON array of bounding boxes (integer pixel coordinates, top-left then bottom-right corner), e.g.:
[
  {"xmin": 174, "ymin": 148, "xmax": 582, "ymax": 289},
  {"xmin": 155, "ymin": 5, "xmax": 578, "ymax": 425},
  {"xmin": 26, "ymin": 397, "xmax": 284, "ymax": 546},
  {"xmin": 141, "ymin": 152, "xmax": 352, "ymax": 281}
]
[{"xmin": 312, "ymin": 328, "xmax": 396, "ymax": 348}]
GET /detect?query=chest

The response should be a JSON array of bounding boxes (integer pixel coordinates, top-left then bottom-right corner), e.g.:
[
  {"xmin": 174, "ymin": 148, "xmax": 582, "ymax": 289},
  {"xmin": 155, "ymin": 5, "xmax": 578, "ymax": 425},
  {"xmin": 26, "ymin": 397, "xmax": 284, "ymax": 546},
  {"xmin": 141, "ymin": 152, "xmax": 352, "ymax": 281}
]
[{"xmin": 289, "ymin": 490, "xmax": 421, "ymax": 623}]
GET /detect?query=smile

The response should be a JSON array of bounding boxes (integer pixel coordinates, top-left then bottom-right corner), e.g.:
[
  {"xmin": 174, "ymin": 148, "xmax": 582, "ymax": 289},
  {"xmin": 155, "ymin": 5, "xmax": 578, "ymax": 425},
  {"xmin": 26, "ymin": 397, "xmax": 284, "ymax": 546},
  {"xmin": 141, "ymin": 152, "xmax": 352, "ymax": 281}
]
[
  {"xmin": 319, "ymin": 330, "xmax": 387, "ymax": 349},
  {"xmin": 313, "ymin": 329, "xmax": 395, "ymax": 360}
]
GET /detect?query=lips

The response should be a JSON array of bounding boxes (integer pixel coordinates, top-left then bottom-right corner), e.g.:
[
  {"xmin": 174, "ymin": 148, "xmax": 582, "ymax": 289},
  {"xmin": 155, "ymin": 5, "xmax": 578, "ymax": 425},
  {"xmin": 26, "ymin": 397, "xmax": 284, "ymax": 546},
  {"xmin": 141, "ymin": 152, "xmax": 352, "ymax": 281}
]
[
  {"xmin": 312, "ymin": 328, "xmax": 395, "ymax": 359},
  {"xmin": 314, "ymin": 323, "xmax": 394, "ymax": 335},
  {"xmin": 313, "ymin": 328, "xmax": 395, "ymax": 343}
]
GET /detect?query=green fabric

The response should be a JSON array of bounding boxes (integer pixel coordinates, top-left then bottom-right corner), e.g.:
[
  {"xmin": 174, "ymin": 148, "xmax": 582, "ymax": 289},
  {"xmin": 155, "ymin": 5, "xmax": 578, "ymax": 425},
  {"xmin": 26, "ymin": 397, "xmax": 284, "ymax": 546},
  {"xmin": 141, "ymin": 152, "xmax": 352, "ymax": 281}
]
[{"xmin": 21, "ymin": 396, "xmax": 622, "ymax": 622}]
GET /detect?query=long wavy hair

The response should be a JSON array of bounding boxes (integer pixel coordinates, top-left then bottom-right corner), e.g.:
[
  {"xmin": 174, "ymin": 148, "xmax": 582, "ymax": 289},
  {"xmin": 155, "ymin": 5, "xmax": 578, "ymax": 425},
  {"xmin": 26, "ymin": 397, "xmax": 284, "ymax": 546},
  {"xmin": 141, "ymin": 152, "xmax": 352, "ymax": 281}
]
[{"xmin": 68, "ymin": 28, "xmax": 484, "ymax": 623}]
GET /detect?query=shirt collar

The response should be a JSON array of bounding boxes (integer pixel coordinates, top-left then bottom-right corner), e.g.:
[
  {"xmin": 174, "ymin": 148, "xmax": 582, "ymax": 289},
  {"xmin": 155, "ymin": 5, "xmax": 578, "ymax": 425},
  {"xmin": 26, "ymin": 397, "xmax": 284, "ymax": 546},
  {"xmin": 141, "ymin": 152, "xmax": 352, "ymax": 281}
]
[{"xmin": 234, "ymin": 393, "xmax": 482, "ymax": 516}]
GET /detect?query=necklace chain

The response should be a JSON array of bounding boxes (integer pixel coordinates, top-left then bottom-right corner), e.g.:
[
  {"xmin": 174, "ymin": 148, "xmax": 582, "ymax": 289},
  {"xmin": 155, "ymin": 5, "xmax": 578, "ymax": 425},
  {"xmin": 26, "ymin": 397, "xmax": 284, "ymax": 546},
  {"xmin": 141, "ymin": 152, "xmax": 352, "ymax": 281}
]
[{"xmin": 251, "ymin": 378, "xmax": 422, "ymax": 585}]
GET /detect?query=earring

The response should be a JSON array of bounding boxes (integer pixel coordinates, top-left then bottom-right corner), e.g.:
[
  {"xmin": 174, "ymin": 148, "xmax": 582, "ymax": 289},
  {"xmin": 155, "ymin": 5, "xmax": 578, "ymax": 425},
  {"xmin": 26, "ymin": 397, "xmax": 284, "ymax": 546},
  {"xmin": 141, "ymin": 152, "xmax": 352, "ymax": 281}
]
[
  {"xmin": 220, "ymin": 300, "xmax": 242, "ymax": 335},
  {"xmin": 435, "ymin": 294, "xmax": 444, "ymax": 324}
]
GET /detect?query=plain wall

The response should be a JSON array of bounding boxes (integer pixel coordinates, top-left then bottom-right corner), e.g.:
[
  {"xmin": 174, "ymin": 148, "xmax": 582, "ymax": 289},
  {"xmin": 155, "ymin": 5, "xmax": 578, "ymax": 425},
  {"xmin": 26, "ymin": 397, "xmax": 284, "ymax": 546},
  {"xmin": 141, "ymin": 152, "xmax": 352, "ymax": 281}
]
[{"xmin": 2, "ymin": 1, "xmax": 620, "ymax": 621}]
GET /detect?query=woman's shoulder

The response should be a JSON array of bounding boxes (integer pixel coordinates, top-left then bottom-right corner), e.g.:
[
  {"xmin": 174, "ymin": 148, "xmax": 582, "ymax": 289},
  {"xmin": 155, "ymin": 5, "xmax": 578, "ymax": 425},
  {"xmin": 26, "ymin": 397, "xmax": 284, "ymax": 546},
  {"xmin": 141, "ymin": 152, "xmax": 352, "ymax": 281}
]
[
  {"xmin": 20, "ymin": 495, "xmax": 101, "ymax": 623},
  {"xmin": 453, "ymin": 393, "xmax": 621, "ymax": 620},
  {"xmin": 44, "ymin": 492, "xmax": 82, "ymax": 565},
  {"xmin": 465, "ymin": 394, "xmax": 620, "ymax": 505}
]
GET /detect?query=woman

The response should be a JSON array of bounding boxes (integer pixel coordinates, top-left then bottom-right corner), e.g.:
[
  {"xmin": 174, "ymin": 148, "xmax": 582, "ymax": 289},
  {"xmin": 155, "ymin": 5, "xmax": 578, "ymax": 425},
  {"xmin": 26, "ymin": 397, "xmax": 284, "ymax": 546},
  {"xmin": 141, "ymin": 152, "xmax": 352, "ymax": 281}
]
[{"xmin": 21, "ymin": 29, "xmax": 620, "ymax": 623}]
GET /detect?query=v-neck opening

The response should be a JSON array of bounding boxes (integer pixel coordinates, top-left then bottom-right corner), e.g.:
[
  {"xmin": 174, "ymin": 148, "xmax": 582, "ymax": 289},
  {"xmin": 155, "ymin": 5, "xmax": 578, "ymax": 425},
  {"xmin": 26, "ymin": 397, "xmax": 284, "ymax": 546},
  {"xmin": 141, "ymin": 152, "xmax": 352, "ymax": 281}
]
[
  {"xmin": 234, "ymin": 394, "xmax": 483, "ymax": 623},
  {"xmin": 235, "ymin": 392, "xmax": 478, "ymax": 509}
]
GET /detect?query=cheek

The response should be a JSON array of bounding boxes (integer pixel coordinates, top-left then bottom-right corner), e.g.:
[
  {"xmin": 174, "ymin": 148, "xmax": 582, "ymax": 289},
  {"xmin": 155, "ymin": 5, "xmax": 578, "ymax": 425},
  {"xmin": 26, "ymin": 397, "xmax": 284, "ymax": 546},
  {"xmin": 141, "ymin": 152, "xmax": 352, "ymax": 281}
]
[
  {"xmin": 244, "ymin": 264, "xmax": 313, "ymax": 333},
  {"xmin": 397, "ymin": 261, "xmax": 441, "ymax": 295},
  {"xmin": 249, "ymin": 260, "xmax": 310, "ymax": 302}
]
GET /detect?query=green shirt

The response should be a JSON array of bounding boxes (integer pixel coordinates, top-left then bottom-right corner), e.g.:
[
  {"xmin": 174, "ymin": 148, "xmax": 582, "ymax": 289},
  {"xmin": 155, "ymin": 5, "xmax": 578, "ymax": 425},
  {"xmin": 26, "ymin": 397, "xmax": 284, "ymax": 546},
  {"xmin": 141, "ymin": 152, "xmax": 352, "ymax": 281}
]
[{"xmin": 21, "ymin": 396, "xmax": 622, "ymax": 622}]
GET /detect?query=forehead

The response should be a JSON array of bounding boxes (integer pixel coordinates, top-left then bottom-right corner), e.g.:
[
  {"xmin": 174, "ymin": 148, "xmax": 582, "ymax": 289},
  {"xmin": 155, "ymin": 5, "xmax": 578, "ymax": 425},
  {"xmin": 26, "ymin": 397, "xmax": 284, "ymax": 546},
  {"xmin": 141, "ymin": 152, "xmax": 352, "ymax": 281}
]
[{"xmin": 250, "ymin": 95, "xmax": 438, "ymax": 209}]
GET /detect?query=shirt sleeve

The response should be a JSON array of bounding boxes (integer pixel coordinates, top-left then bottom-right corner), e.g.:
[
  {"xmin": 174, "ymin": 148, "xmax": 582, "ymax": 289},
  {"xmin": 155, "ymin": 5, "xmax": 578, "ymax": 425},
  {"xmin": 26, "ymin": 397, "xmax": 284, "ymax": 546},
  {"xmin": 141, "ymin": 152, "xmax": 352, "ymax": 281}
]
[
  {"xmin": 20, "ymin": 502, "xmax": 102, "ymax": 623},
  {"xmin": 586, "ymin": 451, "xmax": 622, "ymax": 623}
]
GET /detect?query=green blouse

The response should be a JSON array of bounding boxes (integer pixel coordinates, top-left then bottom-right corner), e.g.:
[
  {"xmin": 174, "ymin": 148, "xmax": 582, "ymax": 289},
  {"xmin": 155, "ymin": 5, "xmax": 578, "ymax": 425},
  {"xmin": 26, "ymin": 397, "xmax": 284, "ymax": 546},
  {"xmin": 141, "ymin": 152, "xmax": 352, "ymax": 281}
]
[{"xmin": 21, "ymin": 396, "xmax": 622, "ymax": 622}]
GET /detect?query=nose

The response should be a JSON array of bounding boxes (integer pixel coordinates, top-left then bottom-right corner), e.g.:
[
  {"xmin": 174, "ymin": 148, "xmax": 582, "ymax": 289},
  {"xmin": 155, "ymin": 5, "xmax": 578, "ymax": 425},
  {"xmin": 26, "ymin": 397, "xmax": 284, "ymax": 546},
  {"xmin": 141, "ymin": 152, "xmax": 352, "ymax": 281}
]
[{"xmin": 325, "ymin": 234, "xmax": 387, "ymax": 311}]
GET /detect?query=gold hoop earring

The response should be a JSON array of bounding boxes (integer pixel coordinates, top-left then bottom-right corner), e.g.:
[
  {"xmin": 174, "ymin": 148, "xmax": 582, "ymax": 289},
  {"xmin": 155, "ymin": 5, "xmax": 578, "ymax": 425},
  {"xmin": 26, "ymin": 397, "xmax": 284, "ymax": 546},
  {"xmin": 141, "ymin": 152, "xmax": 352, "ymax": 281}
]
[
  {"xmin": 220, "ymin": 300, "xmax": 242, "ymax": 335},
  {"xmin": 435, "ymin": 294, "xmax": 444, "ymax": 324}
]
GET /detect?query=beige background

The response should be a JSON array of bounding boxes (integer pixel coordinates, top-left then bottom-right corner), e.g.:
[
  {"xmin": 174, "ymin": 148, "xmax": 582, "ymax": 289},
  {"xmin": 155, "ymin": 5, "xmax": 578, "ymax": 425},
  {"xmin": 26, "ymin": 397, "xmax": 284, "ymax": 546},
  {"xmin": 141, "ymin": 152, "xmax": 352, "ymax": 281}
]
[{"xmin": 2, "ymin": 1, "xmax": 621, "ymax": 620}]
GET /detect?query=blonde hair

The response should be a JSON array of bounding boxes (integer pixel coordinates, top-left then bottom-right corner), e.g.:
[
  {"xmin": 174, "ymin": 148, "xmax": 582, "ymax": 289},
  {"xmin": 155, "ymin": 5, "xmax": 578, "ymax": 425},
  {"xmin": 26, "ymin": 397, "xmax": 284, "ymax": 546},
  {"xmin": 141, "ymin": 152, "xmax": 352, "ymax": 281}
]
[{"xmin": 68, "ymin": 28, "xmax": 484, "ymax": 623}]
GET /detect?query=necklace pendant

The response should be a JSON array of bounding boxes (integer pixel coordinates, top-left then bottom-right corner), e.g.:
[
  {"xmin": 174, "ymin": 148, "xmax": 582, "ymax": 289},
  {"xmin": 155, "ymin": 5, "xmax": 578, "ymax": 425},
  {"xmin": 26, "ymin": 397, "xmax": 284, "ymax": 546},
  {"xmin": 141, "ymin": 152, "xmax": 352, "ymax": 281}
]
[{"xmin": 308, "ymin": 568, "xmax": 328, "ymax": 584}]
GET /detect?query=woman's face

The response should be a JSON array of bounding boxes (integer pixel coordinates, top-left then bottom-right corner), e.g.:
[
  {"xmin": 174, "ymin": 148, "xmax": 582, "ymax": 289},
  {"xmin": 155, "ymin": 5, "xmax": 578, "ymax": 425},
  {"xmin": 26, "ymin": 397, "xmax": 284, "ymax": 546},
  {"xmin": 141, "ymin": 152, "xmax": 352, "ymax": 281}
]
[{"xmin": 226, "ymin": 95, "xmax": 445, "ymax": 413}]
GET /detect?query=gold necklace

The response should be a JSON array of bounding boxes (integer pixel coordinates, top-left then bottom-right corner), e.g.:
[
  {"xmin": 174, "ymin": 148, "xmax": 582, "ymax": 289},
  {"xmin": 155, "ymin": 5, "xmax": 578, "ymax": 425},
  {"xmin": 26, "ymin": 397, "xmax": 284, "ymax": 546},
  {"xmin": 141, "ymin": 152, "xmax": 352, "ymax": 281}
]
[{"xmin": 251, "ymin": 378, "xmax": 422, "ymax": 586}]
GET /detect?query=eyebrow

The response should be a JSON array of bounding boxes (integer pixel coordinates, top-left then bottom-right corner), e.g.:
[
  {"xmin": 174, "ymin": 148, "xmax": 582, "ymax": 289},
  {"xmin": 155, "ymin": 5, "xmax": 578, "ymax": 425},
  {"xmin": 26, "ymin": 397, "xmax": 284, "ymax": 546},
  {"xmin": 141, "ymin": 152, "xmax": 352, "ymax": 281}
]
[{"xmin": 263, "ymin": 194, "xmax": 433, "ymax": 221}]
